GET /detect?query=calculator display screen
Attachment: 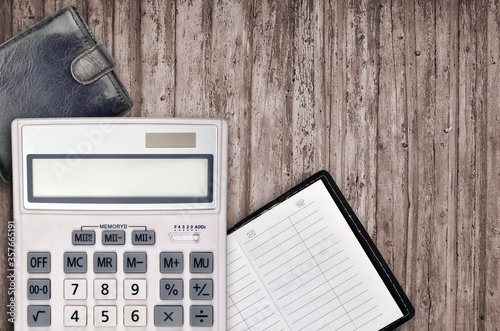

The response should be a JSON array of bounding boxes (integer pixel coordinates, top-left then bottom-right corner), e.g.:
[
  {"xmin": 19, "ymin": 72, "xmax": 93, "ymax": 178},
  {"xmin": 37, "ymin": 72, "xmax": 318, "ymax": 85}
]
[{"xmin": 26, "ymin": 154, "xmax": 213, "ymax": 204}]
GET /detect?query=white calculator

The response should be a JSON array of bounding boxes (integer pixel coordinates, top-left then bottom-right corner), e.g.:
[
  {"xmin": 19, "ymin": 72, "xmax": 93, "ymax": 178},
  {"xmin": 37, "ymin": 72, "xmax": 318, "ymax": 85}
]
[{"xmin": 12, "ymin": 117, "xmax": 227, "ymax": 330}]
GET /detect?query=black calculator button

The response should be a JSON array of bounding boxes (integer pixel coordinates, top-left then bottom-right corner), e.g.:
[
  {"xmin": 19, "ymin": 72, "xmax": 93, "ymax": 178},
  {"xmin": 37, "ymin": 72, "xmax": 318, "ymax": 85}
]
[
  {"xmin": 27, "ymin": 252, "xmax": 51, "ymax": 273},
  {"xmin": 72, "ymin": 230, "xmax": 95, "ymax": 245},
  {"xmin": 154, "ymin": 305, "xmax": 183, "ymax": 327},
  {"xmin": 190, "ymin": 252, "xmax": 213, "ymax": 273},
  {"xmin": 93, "ymin": 252, "xmax": 117, "ymax": 273},
  {"xmin": 131, "ymin": 230, "xmax": 155, "ymax": 245},
  {"xmin": 27, "ymin": 279, "xmax": 51, "ymax": 300},
  {"xmin": 190, "ymin": 305, "xmax": 213, "ymax": 327},
  {"xmin": 160, "ymin": 252, "xmax": 183, "ymax": 273},
  {"xmin": 64, "ymin": 252, "xmax": 87, "ymax": 273},
  {"xmin": 102, "ymin": 230, "xmax": 125, "ymax": 245},
  {"xmin": 27, "ymin": 305, "xmax": 51, "ymax": 327},
  {"xmin": 160, "ymin": 279, "xmax": 183, "ymax": 300},
  {"xmin": 190, "ymin": 279, "xmax": 213, "ymax": 300},
  {"xmin": 123, "ymin": 252, "xmax": 147, "ymax": 273}
]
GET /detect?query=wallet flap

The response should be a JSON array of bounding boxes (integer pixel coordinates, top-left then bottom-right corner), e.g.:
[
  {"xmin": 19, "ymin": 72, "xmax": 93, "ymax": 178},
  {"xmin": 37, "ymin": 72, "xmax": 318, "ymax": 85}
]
[{"xmin": 71, "ymin": 43, "xmax": 117, "ymax": 85}]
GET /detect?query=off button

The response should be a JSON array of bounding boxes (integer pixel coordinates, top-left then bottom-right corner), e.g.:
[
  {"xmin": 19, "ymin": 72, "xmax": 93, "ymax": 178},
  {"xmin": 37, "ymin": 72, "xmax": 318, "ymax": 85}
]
[{"xmin": 27, "ymin": 252, "xmax": 51, "ymax": 273}]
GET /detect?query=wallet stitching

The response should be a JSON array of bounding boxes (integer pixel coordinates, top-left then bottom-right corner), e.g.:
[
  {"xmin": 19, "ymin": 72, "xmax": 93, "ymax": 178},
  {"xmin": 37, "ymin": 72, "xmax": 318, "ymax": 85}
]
[{"xmin": 71, "ymin": 44, "xmax": 116, "ymax": 85}]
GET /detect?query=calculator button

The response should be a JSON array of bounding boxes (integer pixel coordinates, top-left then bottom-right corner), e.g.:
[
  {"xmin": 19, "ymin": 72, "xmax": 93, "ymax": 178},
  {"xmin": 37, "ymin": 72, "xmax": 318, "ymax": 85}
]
[
  {"xmin": 190, "ymin": 305, "xmax": 213, "ymax": 327},
  {"xmin": 72, "ymin": 230, "xmax": 95, "ymax": 245},
  {"xmin": 102, "ymin": 230, "xmax": 125, "ymax": 245},
  {"xmin": 124, "ymin": 305, "xmax": 147, "ymax": 326},
  {"xmin": 160, "ymin": 252, "xmax": 183, "ymax": 273},
  {"xmin": 132, "ymin": 230, "xmax": 155, "ymax": 245},
  {"xmin": 64, "ymin": 279, "xmax": 87, "ymax": 300},
  {"xmin": 94, "ymin": 306, "xmax": 117, "ymax": 326},
  {"xmin": 27, "ymin": 252, "xmax": 51, "ymax": 273},
  {"xmin": 154, "ymin": 305, "xmax": 183, "ymax": 327},
  {"xmin": 94, "ymin": 279, "xmax": 117, "ymax": 300},
  {"xmin": 123, "ymin": 252, "xmax": 147, "ymax": 273},
  {"xmin": 27, "ymin": 305, "xmax": 51, "ymax": 327},
  {"xmin": 93, "ymin": 252, "xmax": 117, "ymax": 273},
  {"xmin": 190, "ymin": 279, "xmax": 213, "ymax": 300},
  {"xmin": 27, "ymin": 279, "xmax": 51, "ymax": 300},
  {"xmin": 64, "ymin": 252, "xmax": 87, "ymax": 273},
  {"xmin": 64, "ymin": 306, "xmax": 87, "ymax": 326},
  {"xmin": 160, "ymin": 279, "xmax": 183, "ymax": 300},
  {"xmin": 190, "ymin": 252, "xmax": 213, "ymax": 273},
  {"xmin": 124, "ymin": 279, "xmax": 147, "ymax": 300}
]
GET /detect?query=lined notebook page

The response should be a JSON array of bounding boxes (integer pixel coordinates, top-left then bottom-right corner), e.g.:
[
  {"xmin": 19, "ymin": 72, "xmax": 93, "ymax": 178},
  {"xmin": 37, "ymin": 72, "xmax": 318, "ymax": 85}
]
[{"xmin": 227, "ymin": 180, "xmax": 404, "ymax": 331}]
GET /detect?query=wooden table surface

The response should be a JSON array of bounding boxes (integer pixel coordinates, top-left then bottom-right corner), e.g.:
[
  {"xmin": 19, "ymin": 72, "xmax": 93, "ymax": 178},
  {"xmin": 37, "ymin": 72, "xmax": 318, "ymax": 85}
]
[{"xmin": 1, "ymin": 1, "xmax": 499, "ymax": 330}]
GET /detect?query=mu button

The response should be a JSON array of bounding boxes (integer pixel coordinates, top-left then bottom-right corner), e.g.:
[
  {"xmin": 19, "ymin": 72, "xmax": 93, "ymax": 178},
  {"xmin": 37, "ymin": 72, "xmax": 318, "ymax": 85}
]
[{"xmin": 190, "ymin": 252, "xmax": 213, "ymax": 274}]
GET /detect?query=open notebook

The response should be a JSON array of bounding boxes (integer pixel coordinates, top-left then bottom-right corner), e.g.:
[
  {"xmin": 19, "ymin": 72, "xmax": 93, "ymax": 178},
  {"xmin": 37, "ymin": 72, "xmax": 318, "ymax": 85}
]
[{"xmin": 227, "ymin": 171, "xmax": 414, "ymax": 331}]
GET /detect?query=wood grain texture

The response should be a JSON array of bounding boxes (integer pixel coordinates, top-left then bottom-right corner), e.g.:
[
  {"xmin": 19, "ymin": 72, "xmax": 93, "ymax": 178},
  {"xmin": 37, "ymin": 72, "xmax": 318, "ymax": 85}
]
[{"xmin": 0, "ymin": 1, "xmax": 499, "ymax": 330}]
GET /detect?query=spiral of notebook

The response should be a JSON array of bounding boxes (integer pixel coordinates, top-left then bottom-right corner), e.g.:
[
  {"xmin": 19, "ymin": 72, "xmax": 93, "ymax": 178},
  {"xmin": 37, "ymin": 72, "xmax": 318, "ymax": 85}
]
[{"xmin": 227, "ymin": 171, "xmax": 414, "ymax": 331}]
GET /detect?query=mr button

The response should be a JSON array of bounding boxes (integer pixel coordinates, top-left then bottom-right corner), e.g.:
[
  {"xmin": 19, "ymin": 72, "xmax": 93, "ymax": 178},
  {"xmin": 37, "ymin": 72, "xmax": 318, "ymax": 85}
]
[{"xmin": 190, "ymin": 253, "xmax": 213, "ymax": 273}]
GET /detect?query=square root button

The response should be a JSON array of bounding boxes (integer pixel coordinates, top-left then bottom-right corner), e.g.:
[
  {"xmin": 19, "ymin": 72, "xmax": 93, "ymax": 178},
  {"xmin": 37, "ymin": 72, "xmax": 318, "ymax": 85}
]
[{"xmin": 190, "ymin": 252, "xmax": 213, "ymax": 274}]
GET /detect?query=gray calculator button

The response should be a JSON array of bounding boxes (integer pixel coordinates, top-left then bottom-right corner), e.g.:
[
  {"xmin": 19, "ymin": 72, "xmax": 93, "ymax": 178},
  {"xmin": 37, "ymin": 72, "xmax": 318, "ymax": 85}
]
[
  {"xmin": 64, "ymin": 252, "xmax": 87, "ymax": 273},
  {"xmin": 154, "ymin": 305, "xmax": 183, "ymax": 327},
  {"xmin": 27, "ymin": 252, "xmax": 51, "ymax": 273},
  {"xmin": 102, "ymin": 230, "xmax": 125, "ymax": 245},
  {"xmin": 94, "ymin": 252, "xmax": 117, "ymax": 273},
  {"xmin": 160, "ymin": 252, "xmax": 183, "ymax": 273},
  {"xmin": 160, "ymin": 279, "xmax": 183, "ymax": 300},
  {"xmin": 190, "ymin": 279, "xmax": 213, "ymax": 300},
  {"xmin": 28, "ymin": 305, "xmax": 51, "ymax": 326},
  {"xmin": 123, "ymin": 252, "xmax": 147, "ymax": 273},
  {"xmin": 190, "ymin": 252, "xmax": 213, "ymax": 273},
  {"xmin": 190, "ymin": 305, "xmax": 213, "ymax": 327},
  {"xmin": 132, "ymin": 230, "xmax": 155, "ymax": 245},
  {"xmin": 72, "ymin": 230, "xmax": 95, "ymax": 245},
  {"xmin": 27, "ymin": 279, "xmax": 51, "ymax": 300}
]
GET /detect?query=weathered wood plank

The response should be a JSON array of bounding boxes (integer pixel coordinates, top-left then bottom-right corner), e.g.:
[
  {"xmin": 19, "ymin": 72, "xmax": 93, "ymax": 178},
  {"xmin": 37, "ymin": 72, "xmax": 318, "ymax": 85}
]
[
  {"xmin": 112, "ymin": 0, "xmax": 142, "ymax": 116},
  {"xmin": 290, "ymin": 0, "xmax": 327, "ymax": 182},
  {"xmin": 486, "ymin": 1, "xmax": 500, "ymax": 328},
  {"xmin": 139, "ymin": 0, "xmax": 176, "ymax": 117},
  {"xmin": 245, "ymin": 0, "xmax": 294, "ymax": 212},
  {"xmin": 208, "ymin": 0, "xmax": 253, "ymax": 226},
  {"xmin": 434, "ymin": 0, "xmax": 459, "ymax": 329},
  {"xmin": 473, "ymin": 1, "xmax": 489, "ymax": 329},
  {"xmin": 376, "ymin": 0, "xmax": 411, "ymax": 297},
  {"xmin": 406, "ymin": 0, "xmax": 437, "ymax": 329},
  {"xmin": 175, "ymin": 0, "xmax": 211, "ymax": 118}
]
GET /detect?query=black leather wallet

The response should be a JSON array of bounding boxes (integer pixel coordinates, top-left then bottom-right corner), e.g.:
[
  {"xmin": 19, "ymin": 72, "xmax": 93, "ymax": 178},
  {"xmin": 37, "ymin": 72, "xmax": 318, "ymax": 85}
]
[{"xmin": 0, "ymin": 6, "xmax": 133, "ymax": 181}]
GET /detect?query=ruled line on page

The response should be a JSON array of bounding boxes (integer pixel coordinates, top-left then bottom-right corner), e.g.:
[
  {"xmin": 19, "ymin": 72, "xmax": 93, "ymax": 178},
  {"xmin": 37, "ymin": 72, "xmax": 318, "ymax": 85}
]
[{"xmin": 245, "ymin": 201, "xmax": 315, "ymax": 247}]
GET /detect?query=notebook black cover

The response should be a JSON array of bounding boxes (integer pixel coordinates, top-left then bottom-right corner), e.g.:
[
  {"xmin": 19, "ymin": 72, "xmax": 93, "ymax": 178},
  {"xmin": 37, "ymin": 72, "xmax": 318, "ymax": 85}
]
[
  {"xmin": 229, "ymin": 170, "xmax": 414, "ymax": 330},
  {"xmin": 0, "ymin": 6, "xmax": 133, "ymax": 181}
]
